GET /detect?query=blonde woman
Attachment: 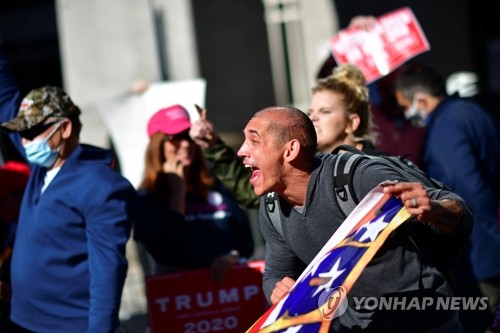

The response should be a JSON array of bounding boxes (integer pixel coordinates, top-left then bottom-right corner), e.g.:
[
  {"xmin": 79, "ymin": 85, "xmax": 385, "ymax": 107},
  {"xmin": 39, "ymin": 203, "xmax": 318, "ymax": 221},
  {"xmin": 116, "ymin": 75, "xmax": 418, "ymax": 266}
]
[{"xmin": 308, "ymin": 63, "xmax": 383, "ymax": 155}]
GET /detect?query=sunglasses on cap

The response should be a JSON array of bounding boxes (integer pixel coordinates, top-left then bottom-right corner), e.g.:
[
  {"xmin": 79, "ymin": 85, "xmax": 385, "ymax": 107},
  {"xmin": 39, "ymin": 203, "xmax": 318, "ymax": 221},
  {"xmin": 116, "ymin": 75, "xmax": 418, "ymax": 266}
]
[
  {"xmin": 162, "ymin": 130, "xmax": 192, "ymax": 142},
  {"xmin": 19, "ymin": 120, "xmax": 61, "ymax": 141}
]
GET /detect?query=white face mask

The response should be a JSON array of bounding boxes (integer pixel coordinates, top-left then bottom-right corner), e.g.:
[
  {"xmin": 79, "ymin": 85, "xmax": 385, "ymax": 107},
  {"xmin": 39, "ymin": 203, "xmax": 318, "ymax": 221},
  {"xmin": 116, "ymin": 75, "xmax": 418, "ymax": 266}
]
[{"xmin": 404, "ymin": 97, "xmax": 426, "ymax": 127}]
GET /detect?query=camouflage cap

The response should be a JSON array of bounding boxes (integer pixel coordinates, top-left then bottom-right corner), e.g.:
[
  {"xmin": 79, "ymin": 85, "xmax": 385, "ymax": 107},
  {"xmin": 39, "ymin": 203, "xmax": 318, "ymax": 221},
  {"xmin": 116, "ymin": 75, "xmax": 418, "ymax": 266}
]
[{"xmin": 1, "ymin": 86, "xmax": 81, "ymax": 132}]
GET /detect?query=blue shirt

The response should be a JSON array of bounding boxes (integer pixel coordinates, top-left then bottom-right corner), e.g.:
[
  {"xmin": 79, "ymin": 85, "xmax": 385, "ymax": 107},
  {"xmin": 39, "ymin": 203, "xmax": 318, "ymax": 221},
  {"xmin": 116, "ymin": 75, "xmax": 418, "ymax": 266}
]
[
  {"xmin": 11, "ymin": 144, "xmax": 136, "ymax": 333},
  {"xmin": 424, "ymin": 96, "xmax": 500, "ymax": 280}
]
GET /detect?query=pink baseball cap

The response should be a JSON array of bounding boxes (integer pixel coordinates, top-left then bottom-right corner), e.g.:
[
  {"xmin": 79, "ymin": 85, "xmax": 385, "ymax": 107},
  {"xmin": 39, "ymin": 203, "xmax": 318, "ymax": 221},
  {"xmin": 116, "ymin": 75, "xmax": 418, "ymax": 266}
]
[{"xmin": 147, "ymin": 104, "xmax": 191, "ymax": 137}]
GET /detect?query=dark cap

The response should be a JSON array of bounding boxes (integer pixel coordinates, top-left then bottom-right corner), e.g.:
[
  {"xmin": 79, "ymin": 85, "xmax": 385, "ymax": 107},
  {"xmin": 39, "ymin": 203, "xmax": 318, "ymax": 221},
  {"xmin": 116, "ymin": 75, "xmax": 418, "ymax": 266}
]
[{"xmin": 1, "ymin": 86, "xmax": 81, "ymax": 132}]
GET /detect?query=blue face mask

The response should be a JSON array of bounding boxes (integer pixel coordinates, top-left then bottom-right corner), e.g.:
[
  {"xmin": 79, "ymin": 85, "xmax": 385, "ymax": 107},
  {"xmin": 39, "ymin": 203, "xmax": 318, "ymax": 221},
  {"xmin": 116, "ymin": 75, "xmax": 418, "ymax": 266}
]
[{"xmin": 23, "ymin": 122, "xmax": 63, "ymax": 168}]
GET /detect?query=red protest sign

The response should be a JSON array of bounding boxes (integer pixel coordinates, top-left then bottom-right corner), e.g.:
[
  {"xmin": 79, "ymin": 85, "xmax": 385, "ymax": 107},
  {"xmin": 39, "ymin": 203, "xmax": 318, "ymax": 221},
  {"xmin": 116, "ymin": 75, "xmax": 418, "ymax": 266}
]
[
  {"xmin": 146, "ymin": 260, "xmax": 268, "ymax": 333},
  {"xmin": 329, "ymin": 7, "xmax": 430, "ymax": 84}
]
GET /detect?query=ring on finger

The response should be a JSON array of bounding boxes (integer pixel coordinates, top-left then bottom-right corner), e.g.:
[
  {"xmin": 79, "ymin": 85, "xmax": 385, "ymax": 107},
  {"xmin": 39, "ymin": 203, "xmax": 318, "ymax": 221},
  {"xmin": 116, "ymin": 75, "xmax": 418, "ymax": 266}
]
[{"xmin": 411, "ymin": 197, "xmax": 417, "ymax": 208}]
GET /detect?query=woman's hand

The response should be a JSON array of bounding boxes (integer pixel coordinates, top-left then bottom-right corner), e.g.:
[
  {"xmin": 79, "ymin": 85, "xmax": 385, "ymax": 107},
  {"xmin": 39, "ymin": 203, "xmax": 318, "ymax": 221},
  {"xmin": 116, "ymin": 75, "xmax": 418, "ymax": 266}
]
[{"xmin": 162, "ymin": 156, "xmax": 185, "ymax": 177}]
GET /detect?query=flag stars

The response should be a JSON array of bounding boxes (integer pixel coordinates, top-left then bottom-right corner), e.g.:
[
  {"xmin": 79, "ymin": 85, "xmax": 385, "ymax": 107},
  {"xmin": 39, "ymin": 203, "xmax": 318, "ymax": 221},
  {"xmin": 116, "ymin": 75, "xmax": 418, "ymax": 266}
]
[
  {"xmin": 356, "ymin": 218, "xmax": 388, "ymax": 242},
  {"xmin": 312, "ymin": 258, "xmax": 346, "ymax": 297}
]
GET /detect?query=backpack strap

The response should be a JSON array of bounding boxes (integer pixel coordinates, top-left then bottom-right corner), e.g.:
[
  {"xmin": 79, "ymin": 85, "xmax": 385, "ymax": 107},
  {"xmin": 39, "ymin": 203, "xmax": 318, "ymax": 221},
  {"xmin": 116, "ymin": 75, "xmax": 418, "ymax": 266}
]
[
  {"xmin": 331, "ymin": 144, "xmax": 366, "ymax": 155},
  {"xmin": 265, "ymin": 145, "xmax": 368, "ymax": 234},
  {"xmin": 334, "ymin": 144, "xmax": 449, "ymax": 190},
  {"xmin": 333, "ymin": 151, "xmax": 366, "ymax": 218},
  {"xmin": 265, "ymin": 192, "xmax": 283, "ymax": 237}
]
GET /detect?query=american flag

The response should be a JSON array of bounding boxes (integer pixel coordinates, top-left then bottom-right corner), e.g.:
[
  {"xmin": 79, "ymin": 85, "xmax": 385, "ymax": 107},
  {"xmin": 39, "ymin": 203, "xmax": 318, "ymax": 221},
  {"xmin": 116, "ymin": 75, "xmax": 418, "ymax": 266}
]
[{"xmin": 247, "ymin": 186, "xmax": 411, "ymax": 332}]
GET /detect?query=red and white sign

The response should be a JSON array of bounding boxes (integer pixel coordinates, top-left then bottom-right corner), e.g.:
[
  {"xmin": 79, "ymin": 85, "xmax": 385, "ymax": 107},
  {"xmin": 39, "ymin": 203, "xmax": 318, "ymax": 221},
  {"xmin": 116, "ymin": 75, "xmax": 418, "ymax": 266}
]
[
  {"xmin": 146, "ymin": 260, "xmax": 268, "ymax": 333},
  {"xmin": 329, "ymin": 7, "xmax": 430, "ymax": 84}
]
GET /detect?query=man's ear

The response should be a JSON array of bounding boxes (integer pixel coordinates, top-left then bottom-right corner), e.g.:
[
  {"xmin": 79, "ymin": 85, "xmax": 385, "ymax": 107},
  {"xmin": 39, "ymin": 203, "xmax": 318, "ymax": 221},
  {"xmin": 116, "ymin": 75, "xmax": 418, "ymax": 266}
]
[
  {"xmin": 61, "ymin": 120, "xmax": 73, "ymax": 139},
  {"xmin": 283, "ymin": 139, "xmax": 301, "ymax": 162}
]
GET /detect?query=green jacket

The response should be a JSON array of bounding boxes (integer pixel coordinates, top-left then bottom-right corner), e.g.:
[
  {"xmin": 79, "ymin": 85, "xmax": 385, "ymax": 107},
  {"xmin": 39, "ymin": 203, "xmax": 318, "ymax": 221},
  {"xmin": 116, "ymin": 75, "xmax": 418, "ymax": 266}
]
[{"xmin": 203, "ymin": 138, "xmax": 259, "ymax": 208}]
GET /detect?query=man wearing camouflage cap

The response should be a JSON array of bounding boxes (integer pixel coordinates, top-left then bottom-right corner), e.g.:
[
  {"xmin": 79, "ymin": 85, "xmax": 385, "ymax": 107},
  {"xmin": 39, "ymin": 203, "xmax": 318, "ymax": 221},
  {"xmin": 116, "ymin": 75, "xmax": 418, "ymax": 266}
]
[
  {"xmin": 1, "ymin": 84, "xmax": 137, "ymax": 333},
  {"xmin": 2, "ymin": 86, "xmax": 82, "ymax": 133}
]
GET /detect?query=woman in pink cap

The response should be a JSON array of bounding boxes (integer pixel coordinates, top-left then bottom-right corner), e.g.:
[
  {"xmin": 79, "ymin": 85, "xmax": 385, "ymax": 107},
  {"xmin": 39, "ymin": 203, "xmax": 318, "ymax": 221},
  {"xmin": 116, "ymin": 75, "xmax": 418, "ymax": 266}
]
[{"xmin": 134, "ymin": 104, "xmax": 254, "ymax": 283}]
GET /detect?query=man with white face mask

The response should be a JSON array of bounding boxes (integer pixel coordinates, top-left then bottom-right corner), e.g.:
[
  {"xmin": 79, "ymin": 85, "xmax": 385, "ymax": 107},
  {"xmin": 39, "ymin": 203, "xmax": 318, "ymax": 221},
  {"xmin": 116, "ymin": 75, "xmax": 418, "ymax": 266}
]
[
  {"xmin": 0, "ymin": 86, "xmax": 137, "ymax": 333},
  {"xmin": 402, "ymin": 93, "xmax": 427, "ymax": 128},
  {"xmin": 394, "ymin": 63, "xmax": 500, "ymax": 331}
]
